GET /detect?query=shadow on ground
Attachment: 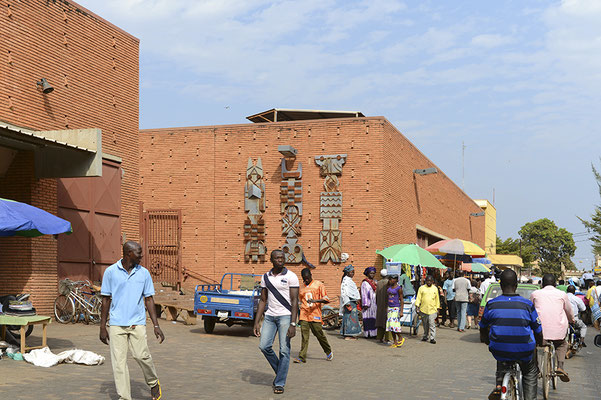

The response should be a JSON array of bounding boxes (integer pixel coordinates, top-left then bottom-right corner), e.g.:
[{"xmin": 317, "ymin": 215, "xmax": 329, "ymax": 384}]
[
  {"xmin": 240, "ymin": 369, "xmax": 273, "ymax": 386},
  {"xmin": 189, "ymin": 326, "xmax": 254, "ymax": 337},
  {"xmin": 99, "ymin": 380, "xmax": 149, "ymax": 400}
]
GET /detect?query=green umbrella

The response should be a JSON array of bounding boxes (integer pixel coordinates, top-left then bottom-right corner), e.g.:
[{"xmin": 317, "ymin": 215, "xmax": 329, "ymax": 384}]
[
  {"xmin": 460, "ymin": 263, "xmax": 490, "ymax": 273},
  {"xmin": 376, "ymin": 244, "xmax": 446, "ymax": 269}
]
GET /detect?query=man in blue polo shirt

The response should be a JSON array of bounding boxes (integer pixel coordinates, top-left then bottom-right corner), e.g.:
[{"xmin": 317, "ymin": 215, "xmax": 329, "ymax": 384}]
[
  {"xmin": 100, "ymin": 241, "xmax": 164, "ymax": 400},
  {"xmin": 479, "ymin": 269, "xmax": 542, "ymax": 400}
]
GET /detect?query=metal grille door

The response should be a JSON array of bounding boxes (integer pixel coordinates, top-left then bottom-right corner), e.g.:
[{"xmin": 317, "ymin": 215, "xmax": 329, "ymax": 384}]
[{"xmin": 143, "ymin": 210, "xmax": 182, "ymax": 288}]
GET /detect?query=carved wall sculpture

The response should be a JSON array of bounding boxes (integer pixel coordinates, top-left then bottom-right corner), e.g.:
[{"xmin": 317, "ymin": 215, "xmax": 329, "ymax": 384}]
[
  {"xmin": 244, "ymin": 158, "xmax": 266, "ymax": 262},
  {"xmin": 315, "ymin": 154, "xmax": 347, "ymax": 263},
  {"xmin": 279, "ymin": 145, "xmax": 303, "ymax": 263}
]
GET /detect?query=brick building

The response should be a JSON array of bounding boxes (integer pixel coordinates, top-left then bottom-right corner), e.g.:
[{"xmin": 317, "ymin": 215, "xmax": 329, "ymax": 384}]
[
  {"xmin": 139, "ymin": 113, "xmax": 485, "ymax": 299},
  {"xmin": 0, "ymin": 0, "xmax": 139, "ymax": 313}
]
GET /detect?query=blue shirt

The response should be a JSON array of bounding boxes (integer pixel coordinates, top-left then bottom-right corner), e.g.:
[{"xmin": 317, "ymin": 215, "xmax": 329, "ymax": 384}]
[
  {"xmin": 101, "ymin": 260, "xmax": 155, "ymax": 326},
  {"xmin": 479, "ymin": 294, "xmax": 542, "ymax": 362},
  {"xmin": 443, "ymin": 279, "xmax": 455, "ymax": 301}
]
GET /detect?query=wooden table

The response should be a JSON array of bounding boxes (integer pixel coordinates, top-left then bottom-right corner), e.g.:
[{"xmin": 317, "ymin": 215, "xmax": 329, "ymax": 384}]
[{"xmin": 0, "ymin": 315, "xmax": 51, "ymax": 354}]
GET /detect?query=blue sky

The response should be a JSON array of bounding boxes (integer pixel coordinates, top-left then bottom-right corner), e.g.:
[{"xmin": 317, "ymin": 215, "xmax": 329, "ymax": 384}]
[{"xmin": 78, "ymin": 0, "xmax": 601, "ymax": 269}]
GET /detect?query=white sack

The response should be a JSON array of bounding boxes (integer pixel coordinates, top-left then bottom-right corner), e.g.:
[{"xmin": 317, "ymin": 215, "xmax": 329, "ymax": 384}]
[{"xmin": 23, "ymin": 347, "xmax": 104, "ymax": 368}]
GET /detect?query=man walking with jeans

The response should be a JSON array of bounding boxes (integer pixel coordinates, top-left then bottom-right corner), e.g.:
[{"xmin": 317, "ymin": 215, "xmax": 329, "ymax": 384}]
[
  {"xmin": 293, "ymin": 268, "xmax": 333, "ymax": 363},
  {"xmin": 480, "ymin": 269, "xmax": 542, "ymax": 400},
  {"xmin": 254, "ymin": 249, "xmax": 299, "ymax": 395},
  {"xmin": 453, "ymin": 270, "xmax": 471, "ymax": 332},
  {"xmin": 100, "ymin": 241, "xmax": 164, "ymax": 400}
]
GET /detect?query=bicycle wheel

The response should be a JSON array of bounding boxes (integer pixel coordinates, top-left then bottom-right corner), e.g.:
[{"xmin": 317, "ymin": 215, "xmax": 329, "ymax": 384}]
[
  {"xmin": 85, "ymin": 295, "xmax": 102, "ymax": 324},
  {"xmin": 542, "ymin": 348, "xmax": 551, "ymax": 400},
  {"xmin": 54, "ymin": 294, "xmax": 75, "ymax": 323},
  {"xmin": 551, "ymin": 350, "xmax": 558, "ymax": 390},
  {"xmin": 506, "ymin": 375, "xmax": 518, "ymax": 400}
]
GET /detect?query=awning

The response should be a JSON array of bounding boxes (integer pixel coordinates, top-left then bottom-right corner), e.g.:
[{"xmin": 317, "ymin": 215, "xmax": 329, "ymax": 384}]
[
  {"xmin": 0, "ymin": 120, "xmax": 102, "ymax": 178},
  {"xmin": 489, "ymin": 254, "xmax": 523, "ymax": 267},
  {"xmin": 246, "ymin": 108, "xmax": 365, "ymax": 123}
]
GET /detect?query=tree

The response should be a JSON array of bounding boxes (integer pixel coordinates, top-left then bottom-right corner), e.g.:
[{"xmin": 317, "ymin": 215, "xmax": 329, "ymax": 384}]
[
  {"xmin": 579, "ymin": 159, "xmax": 601, "ymax": 256},
  {"xmin": 518, "ymin": 218, "xmax": 576, "ymax": 276},
  {"xmin": 495, "ymin": 235, "xmax": 535, "ymax": 268}
]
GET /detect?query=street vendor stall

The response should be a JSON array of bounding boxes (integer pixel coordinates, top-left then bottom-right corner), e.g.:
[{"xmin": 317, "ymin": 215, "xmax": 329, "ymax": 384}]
[
  {"xmin": 0, "ymin": 315, "xmax": 51, "ymax": 354},
  {"xmin": 0, "ymin": 197, "xmax": 72, "ymax": 354}
]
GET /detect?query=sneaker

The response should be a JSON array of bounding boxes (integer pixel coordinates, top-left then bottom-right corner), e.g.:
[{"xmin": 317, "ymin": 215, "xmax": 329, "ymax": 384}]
[
  {"xmin": 326, "ymin": 352, "xmax": 333, "ymax": 361},
  {"xmin": 421, "ymin": 337, "xmax": 428, "ymax": 342},
  {"xmin": 430, "ymin": 339, "xmax": 436, "ymax": 344},
  {"xmin": 293, "ymin": 357, "xmax": 305, "ymax": 364}
]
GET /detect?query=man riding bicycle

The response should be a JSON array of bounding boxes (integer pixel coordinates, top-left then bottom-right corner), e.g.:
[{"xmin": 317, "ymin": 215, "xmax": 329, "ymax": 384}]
[
  {"xmin": 480, "ymin": 269, "xmax": 542, "ymax": 400},
  {"xmin": 530, "ymin": 273, "xmax": 574, "ymax": 382}
]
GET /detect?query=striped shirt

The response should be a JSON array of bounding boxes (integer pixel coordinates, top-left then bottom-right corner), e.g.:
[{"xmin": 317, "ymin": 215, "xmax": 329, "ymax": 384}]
[{"xmin": 479, "ymin": 294, "xmax": 542, "ymax": 362}]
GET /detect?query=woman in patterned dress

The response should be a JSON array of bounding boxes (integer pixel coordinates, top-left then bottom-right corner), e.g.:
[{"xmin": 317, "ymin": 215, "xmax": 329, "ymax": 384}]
[
  {"xmin": 361, "ymin": 267, "xmax": 378, "ymax": 338},
  {"xmin": 386, "ymin": 275, "xmax": 405, "ymax": 348}
]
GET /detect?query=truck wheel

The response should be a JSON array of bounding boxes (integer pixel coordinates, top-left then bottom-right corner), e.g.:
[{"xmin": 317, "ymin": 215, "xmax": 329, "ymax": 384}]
[{"xmin": 204, "ymin": 317, "xmax": 216, "ymax": 334}]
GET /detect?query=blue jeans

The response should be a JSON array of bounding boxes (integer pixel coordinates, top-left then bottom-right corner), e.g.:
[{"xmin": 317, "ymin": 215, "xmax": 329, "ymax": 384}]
[
  {"xmin": 258, "ymin": 314, "xmax": 291, "ymax": 388},
  {"xmin": 456, "ymin": 301, "xmax": 468, "ymax": 330}
]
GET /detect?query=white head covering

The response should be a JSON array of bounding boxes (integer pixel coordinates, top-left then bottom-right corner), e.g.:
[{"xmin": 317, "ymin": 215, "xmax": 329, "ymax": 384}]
[{"xmin": 380, "ymin": 268, "xmax": 388, "ymax": 277}]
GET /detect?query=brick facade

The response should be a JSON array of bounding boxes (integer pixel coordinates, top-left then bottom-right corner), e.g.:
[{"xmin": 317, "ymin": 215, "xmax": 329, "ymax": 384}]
[
  {"xmin": 139, "ymin": 117, "xmax": 484, "ymax": 301},
  {"xmin": 0, "ymin": 0, "xmax": 139, "ymax": 314}
]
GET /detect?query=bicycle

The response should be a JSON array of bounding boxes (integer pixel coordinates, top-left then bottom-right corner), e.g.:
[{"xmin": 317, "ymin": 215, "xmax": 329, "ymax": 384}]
[
  {"xmin": 499, "ymin": 362, "xmax": 524, "ymax": 400},
  {"xmin": 54, "ymin": 279, "xmax": 102, "ymax": 324},
  {"xmin": 538, "ymin": 343, "xmax": 558, "ymax": 400}
]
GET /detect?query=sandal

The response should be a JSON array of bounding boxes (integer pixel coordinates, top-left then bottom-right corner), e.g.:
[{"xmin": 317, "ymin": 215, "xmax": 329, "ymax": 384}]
[
  {"xmin": 274, "ymin": 386, "xmax": 285, "ymax": 394},
  {"xmin": 488, "ymin": 387, "xmax": 501, "ymax": 400},
  {"xmin": 555, "ymin": 368, "xmax": 570, "ymax": 382},
  {"xmin": 151, "ymin": 381, "xmax": 162, "ymax": 400}
]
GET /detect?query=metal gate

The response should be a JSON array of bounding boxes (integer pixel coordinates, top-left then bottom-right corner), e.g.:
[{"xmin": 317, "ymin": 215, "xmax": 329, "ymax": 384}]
[
  {"xmin": 58, "ymin": 159, "xmax": 122, "ymax": 283},
  {"xmin": 142, "ymin": 209, "xmax": 182, "ymax": 289}
]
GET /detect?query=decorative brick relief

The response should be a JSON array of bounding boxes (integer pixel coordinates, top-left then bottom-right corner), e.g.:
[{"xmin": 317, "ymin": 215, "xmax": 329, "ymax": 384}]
[
  {"xmin": 244, "ymin": 157, "xmax": 266, "ymax": 262},
  {"xmin": 315, "ymin": 154, "xmax": 347, "ymax": 263},
  {"xmin": 279, "ymin": 145, "xmax": 303, "ymax": 264}
]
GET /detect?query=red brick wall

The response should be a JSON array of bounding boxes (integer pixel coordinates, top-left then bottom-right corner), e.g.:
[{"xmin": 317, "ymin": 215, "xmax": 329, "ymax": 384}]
[
  {"xmin": 0, "ymin": 0, "xmax": 139, "ymax": 313},
  {"xmin": 140, "ymin": 117, "xmax": 483, "ymax": 301},
  {"xmin": 381, "ymin": 121, "xmax": 485, "ymax": 250}
]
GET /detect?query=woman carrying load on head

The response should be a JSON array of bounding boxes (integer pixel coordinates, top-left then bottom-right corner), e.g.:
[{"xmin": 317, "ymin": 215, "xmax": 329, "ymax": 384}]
[
  {"xmin": 340, "ymin": 265, "xmax": 362, "ymax": 340},
  {"xmin": 361, "ymin": 267, "xmax": 378, "ymax": 338}
]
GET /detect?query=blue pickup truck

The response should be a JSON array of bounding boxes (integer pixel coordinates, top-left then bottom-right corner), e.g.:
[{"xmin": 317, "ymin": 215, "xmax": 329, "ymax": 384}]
[{"xmin": 195, "ymin": 273, "xmax": 262, "ymax": 333}]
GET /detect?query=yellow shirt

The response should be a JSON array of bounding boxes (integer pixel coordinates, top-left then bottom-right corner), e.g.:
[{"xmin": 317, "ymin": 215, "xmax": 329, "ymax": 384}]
[{"xmin": 415, "ymin": 285, "xmax": 440, "ymax": 315}]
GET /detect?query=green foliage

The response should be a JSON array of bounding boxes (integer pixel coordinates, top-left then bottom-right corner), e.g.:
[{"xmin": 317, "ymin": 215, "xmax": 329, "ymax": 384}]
[
  {"xmin": 495, "ymin": 235, "xmax": 535, "ymax": 268},
  {"xmin": 518, "ymin": 218, "xmax": 576, "ymax": 276},
  {"xmin": 578, "ymin": 159, "xmax": 601, "ymax": 256}
]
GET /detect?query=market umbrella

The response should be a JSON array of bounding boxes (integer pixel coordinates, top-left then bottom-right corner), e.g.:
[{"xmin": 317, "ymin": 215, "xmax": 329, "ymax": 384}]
[
  {"xmin": 376, "ymin": 244, "xmax": 446, "ymax": 269},
  {"xmin": 460, "ymin": 263, "xmax": 490, "ymax": 273},
  {"xmin": 425, "ymin": 238, "xmax": 486, "ymax": 257},
  {"xmin": 0, "ymin": 198, "xmax": 72, "ymax": 237}
]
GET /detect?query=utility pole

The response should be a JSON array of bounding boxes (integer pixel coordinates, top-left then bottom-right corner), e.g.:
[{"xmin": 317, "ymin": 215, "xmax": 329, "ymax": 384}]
[{"xmin": 462, "ymin": 141, "xmax": 466, "ymax": 190}]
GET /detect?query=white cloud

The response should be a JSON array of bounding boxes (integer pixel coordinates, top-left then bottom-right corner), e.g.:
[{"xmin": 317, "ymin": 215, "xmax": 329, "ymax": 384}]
[{"xmin": 471, "ymin": 34, "xmax": 512, "ymax": 48}]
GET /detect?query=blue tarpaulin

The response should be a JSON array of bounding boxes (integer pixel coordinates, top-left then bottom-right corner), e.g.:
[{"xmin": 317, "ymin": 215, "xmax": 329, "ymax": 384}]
[{"xmin": 0, "ymin": 198, "xmax": 72, "ymax": 237}]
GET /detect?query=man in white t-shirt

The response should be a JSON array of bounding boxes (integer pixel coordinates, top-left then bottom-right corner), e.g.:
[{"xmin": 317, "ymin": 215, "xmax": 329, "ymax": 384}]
[
  {"xmin": 479, "ymin": 273, "xmax": 496, "ymax": 296},
  {"xmin": 253, "ymin": 249, "xmax": 299, "ymax": 395}
]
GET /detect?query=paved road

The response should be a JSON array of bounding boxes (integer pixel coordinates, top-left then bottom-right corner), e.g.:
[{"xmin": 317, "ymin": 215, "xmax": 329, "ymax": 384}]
[{"xmin": 1, "ymin": 321, "xmax": 599, "ymax": 399}]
